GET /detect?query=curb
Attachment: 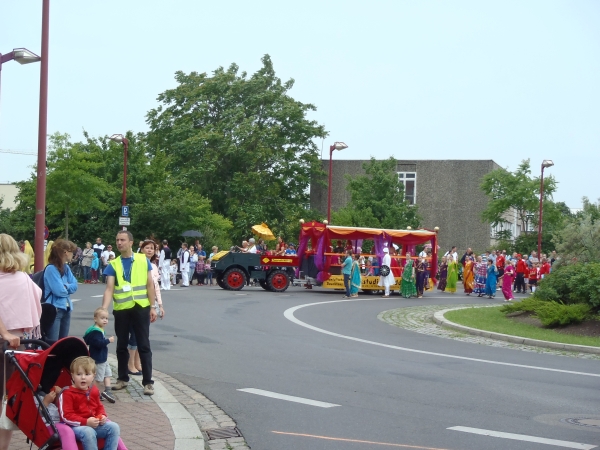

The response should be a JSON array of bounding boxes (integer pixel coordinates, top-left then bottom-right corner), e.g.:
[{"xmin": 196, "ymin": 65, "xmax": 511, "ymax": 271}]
[{"xmin": 433, "ymin": 306, "xmax": 600, "ymax": 355}]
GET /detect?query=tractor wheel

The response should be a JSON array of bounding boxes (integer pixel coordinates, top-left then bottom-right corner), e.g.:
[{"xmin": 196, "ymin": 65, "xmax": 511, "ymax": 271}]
[
  {"xmin": 259, "ymin": 279, "xmax": 270, "ymax": 291},
  {"xmin": 216, "ymin": 275, "xmax": 225, "ymax": 289},
  {"xmin": 223, "ymin": 268, "xmax": 246, "ymax": 291},
  {"xmin": 267, "ymin": 270, "xmax": 290, "ymax": 293}
]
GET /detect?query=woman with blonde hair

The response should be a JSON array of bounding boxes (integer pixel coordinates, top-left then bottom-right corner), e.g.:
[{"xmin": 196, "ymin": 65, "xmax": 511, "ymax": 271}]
[
  {"xmin": 0, "ymin": 234, "xmax": 42, "ymax": 450},
  {"xmin": 44, "ymin": 239, "xmax": 78, "ymax": 344}
]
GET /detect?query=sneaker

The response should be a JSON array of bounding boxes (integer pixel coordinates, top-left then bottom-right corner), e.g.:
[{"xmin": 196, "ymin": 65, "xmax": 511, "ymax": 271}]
[
  {"xmin": 112, "ymin": 380, "xmax": 128, "ymax": 391},
  {"xmin": 101, "ymin": 390, "xmax": 116, "ymax": 403},
  {"xmin": 143, "ymin": 384, "xmax": 154, "ymax": 396}
]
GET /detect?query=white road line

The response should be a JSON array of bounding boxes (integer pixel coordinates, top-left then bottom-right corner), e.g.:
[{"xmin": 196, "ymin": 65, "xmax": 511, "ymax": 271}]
[
  {"xmin": 91, "ymin": 295, "xmax": 103, "ymax": 298},
  {"xmin": 238, "ymin": 388, "xmax": 340, "ymax": 408},
  {"xmin": 448, "ymin": 426, "xmax": 596, "ymax": 450},
  {"xmin": 283, "ymin": 299, "xmax": 600, "ymax": 378},
  {"xmin": 71, "ymin": 299, "xmax": 81, "ymax": 302}
]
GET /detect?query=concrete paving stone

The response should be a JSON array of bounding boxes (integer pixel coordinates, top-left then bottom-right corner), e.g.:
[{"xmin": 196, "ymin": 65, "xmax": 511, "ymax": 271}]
[
  {"xmin": 201, "ymin": 422, "xmax": 220, "ymax": 430},
  {"xmin": 219, "ymin": 421, "xmax": 237, "ymax": 427},
  {"xmin": 226, "ymin": 436, "xmax": 245, "ymax": 443},
  {"xmin": 175, "ymin": 438, "xmax": 206, "ymax": 450}
]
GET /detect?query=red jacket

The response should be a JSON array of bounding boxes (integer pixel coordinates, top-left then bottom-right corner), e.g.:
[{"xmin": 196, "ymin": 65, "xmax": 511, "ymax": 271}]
[
  {"xmin": 528, "ymin": 268, "xmax": 539, "ymax": 281},
  {"xmin": 496, "ymin": 255, "xmax": 505, "ymax": 269},
  {"xmin": 59, "ymin": 385, "xmax": 106, "ymax": 427},
  {"xmin": 516, "ymin": 260, "xmax": 528, "ymax": 274},
  {"xmin": 540, "ymin": 262, "xmax": 551, "ymax": 275}
]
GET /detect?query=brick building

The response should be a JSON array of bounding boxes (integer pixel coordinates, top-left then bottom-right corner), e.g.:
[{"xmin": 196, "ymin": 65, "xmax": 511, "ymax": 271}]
[{"xmin": 310, "ymin": 159, "xmax": 503, "ymax": 253}]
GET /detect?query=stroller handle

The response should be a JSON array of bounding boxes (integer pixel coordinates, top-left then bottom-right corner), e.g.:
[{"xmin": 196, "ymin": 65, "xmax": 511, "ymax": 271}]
[{"xmin": 2, "ymin": 339, "xmax": 50, "ymax": 352}]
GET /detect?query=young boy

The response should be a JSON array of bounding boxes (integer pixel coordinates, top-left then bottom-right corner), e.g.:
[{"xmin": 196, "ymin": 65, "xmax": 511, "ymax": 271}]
[
  {"xmin": 83, "ymin": 308, "xmax": 116, "ymax": 403},
  {"xmin": 59, "ymin": 357, "xmax": 122, "ymax": 450},
  {"xmin": 528, "ymin": 262, "xmax": 540, "ymax": 294}
]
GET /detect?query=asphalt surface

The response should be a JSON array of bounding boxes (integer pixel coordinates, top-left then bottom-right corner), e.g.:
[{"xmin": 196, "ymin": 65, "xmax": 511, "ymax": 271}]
[{"xmin": 69, "ymin": 283, "xmax": 600, "ymax": 450}]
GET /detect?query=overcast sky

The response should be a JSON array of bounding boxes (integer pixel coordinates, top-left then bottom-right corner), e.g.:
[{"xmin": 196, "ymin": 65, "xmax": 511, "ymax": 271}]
[{"xmin": 1, "ymin": 0, "xmax": 598, "ymax": 208}]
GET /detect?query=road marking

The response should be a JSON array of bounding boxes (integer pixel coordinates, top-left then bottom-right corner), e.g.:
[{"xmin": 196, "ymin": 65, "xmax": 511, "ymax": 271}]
[
  {"xmin": 283, "ymin": 299, "xmax": 600, "ymax": 378},
  {"xmin": 448, "ymin": 426, "xmax": 596, "ymax": 449},
  {"xmin": 238, "ymin": 388, "xmax": 339, "ymax": 408},
  {"xmin": 91, "ymin": 295, "xmax": 103, "ymax": 298},
  {"xmin": 272, "ymin": 431, "xmax": 450, "ymax": 449},
  {"xmin": 71, "ymin": 299, "xmax": 81, "ymax": 302}
]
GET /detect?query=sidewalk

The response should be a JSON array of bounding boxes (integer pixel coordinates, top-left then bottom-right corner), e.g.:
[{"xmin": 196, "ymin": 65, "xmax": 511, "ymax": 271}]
[{"xmin": 10, "ymin": 355, "xmax": 249, "ymax": 450}]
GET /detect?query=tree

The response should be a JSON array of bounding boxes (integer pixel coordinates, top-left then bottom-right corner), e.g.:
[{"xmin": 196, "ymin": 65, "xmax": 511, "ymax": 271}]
[
  {"xmin": 331, "ymin": 157, "xmax": 421, "ymax": 229},
  {"xmin": 0, "ymin": 198, "xmax": 13, "ymax": 236},
  {"xmin": 481, "ymin": 159, "xmax": 557, "ymax": 239},
  {"xmin": 45, "ymin": 133, "xmax": 113, "ymax": 240},
  {"xmin": 146, "ymin": 55, "xmax": 327, "ymax": 242},
  {"xmin": 552, "ymin": 211, "xmax": 600, "ymax": 265}
]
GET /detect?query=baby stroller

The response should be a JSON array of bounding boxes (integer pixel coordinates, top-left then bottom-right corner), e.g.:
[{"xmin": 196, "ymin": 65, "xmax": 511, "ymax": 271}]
[{"xmin": 3, "ymin": 336, "xmax": 102, "ymax": 450}]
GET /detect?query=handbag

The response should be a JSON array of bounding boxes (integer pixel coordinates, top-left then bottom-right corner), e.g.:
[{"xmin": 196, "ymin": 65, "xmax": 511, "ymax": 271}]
[
  {"xmin": 1, "ymin": 352, "xmax": 19, "ymax": 431},
  {"xmin": 380, "ymin": 265, "xmax": 391, "ymax": 277}
]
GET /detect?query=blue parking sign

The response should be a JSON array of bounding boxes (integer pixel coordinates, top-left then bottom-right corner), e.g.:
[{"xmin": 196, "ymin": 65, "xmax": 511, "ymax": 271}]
[{"xmin": 121, "ymin": 206, "xmax": 129, "ymax": 217}]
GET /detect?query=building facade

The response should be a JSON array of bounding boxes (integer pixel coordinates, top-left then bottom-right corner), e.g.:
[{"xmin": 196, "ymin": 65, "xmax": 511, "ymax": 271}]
[
  {"xmin": 310, "ymin": 159, "xmax": 503, "ymax": 253},
  {"xmin": 0, "ymin": 183, "xmax": 18, "ymax": 210}
]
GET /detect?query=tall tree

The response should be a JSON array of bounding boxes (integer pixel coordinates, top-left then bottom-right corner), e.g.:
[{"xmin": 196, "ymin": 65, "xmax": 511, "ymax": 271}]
[
  {"xmin": 45, "ymin": 133, "xmax": 112, "ymax": 240},
  {"xmin": 332, "ymin": 157, "xmax": 421, "ymax": 229},
  {"xmin": 480, "ymin": 159, "xmax": 557, "ymax": 239},
  {"xmin": 146, "ymin": 55, "xmax": 327, "ymax": 242}
]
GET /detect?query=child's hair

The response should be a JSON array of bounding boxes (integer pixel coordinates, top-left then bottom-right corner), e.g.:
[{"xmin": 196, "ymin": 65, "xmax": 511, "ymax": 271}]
[
  {"xmin": 94, "ymin": 307, "xmax": 108, "ymax": 319},
  {"xmin": 70, "ymin": 356, "xmax": 96, "ymax": 374}
]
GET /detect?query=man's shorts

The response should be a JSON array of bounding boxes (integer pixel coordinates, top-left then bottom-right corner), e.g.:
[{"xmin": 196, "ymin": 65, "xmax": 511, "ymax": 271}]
[{"xmin": 95, "ymin": 361, "xmax": 112, "ymax": 381}]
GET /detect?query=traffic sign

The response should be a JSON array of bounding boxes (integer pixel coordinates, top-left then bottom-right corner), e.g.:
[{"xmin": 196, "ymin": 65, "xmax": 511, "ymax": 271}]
[
  {"xmin": 118, "ymin": 216, "xmax": 130, "ymax": 226},
  {"xmin": 121, "ymin": 206, "xmax": 129, "ymax": 217},
  {"xmin": 44, "ymin": 225, "xmax": 49, "ymax": 240}
]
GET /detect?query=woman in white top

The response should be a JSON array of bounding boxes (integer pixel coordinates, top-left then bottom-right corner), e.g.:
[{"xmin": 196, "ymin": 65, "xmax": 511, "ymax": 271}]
[{"xmin": 188, "ymin": 247, "xmax": 198, "ymax": 284}]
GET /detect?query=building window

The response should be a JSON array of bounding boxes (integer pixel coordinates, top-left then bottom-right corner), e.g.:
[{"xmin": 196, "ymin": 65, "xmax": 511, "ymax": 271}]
[{"xmin": 397, "ymin": 172, "xmax": 416, "ymax": 205}]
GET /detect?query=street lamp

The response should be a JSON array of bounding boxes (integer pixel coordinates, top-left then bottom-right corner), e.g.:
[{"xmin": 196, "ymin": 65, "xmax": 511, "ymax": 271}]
[
  {"xmin": 327, "ymin": 141, "xmax": 348, "ymax": 223},
  {"xmin": 537, "ymin": 159, "xmax": 554, "ymax": 258},
  {"xmin": 110, "ymin": 134, "xmax": 130, "ymax": 229},
  {"xmin": 0, "ymin": 48, "xmax": 41, "ymax": 123}
]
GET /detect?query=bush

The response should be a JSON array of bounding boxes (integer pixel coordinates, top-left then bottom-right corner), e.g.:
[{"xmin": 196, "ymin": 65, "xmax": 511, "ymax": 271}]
[
  {"xmin": 535, "ymin": 303, "xmax": 590, "ymax": 327},
  {"xmin": 500, "ymin": 298, "xmax": 547, "ymax": 314},
  {"xmin": 536, "ymin": 263, "xmax": 600, "ymax": 308},
  {"xmin": 500, "ymin": 297, "xmax": 591, "ymax": 327}
]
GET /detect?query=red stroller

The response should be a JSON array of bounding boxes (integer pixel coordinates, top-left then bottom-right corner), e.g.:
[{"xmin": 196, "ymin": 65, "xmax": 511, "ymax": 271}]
[{"xmin": 3, "ymin": 337, "xmax": 96, "ymax": 450}]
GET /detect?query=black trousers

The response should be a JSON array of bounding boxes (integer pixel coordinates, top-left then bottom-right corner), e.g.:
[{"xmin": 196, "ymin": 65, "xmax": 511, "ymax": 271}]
[
  {"xmin": 515, "ymin": 273, "xmax": 526, "ymax": 293},
  {"xmin": 113, "ymin": 303, "xmax": 153, "ymax": 386}
]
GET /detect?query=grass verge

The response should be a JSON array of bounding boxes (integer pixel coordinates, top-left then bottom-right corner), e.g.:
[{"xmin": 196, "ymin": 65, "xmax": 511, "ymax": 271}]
[{"xmin": 444, "ymin": 307, "xmax": 600, "ymax": 347}]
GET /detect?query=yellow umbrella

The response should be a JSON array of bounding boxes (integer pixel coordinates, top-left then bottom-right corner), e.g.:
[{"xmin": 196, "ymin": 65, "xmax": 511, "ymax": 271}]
[
  {"xmin": 23, "ymin": 240, "xmax": 35, "ymax": 274},
  {"xmin": 44, "ymin": 240, "xmax": 54, "ymax": 267},
  {"xmin": 251, "ymin": 223, "xmax": 276, "ymax": 241}
]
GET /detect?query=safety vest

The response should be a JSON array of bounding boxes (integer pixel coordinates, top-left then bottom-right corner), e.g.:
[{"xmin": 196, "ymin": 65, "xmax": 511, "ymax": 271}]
[{"xmin": 111, "ymin": 253, "xmax": 150, "ymax": 310}]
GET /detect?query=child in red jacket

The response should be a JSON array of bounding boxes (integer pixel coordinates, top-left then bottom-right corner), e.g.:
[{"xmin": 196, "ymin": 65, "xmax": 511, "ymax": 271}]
[
  {"xmin": 528, "ymin": 263, "xmax": 540, "ymax": 294},
  {"xmin": 59, "ymin": 357, "xmax": 122, "ymax": 450}
]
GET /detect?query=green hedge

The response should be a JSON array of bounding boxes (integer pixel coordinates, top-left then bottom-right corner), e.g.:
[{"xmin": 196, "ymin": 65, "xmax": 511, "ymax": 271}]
[
  {"xmin": 500, "ymin": 297, "xmax": 591, "ymax": 327},
  {"xmin": 536, "ymin": 262, "xmax": 600, "ymax": 308}
]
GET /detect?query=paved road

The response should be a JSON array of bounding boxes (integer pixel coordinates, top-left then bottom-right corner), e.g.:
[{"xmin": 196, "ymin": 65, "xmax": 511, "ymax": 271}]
[{"xmin": 70, "ymin": 284, "xmax": 600, "ymax": 450}]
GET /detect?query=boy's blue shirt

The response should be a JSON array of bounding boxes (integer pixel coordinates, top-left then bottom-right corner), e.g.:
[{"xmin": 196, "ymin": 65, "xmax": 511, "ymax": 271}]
[{"xmin": 83, "ymin": 325, "xmax": 109, "ymax": 364}]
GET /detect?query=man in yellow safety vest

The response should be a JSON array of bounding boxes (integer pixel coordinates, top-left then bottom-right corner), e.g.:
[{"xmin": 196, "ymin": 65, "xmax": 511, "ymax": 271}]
[{"xmin": 102, "ymin": 230, "xmax": 157, "ymax": 395}]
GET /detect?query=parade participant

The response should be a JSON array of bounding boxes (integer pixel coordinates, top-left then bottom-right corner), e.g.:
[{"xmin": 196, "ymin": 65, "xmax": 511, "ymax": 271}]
[
  {"xmin": 247, "ymin": 238, "xmax": 257, "ymax": 254},
  {"xmin": 401, "ymin": 253, "xmax": 417, "ymax": 299},
  {"xmin": 502, "ymin": 258, "xmax": 515, "ymax": 301},
  {"xmin": 179, "ymin": 243, "xmax": 190, "ymax": 287},
  {"xmin": 437, "ymin": 256, "xmax": 448, "ymax": 292},
  {"xmin": 473, "ymin": 255, "xmax": 487, "ymax": 297},
  {"xmin": 349, "ymin": 254, "xmax": 362, "ymax": 298},
  {"xmin": 101, "ymin": 230, "xmax": 157, "ymax": 396},
  {"xmin": 540, "ymin": 258, "xmax": 551, "ymax": 279},
  {"xmin": 485, "ymin": 258, "xmax": 498, "ymax": 298},
  {"xmin": 528, "ymin": 262, "xmax": 540, "ymax": 294},
  {"xmin": 378, "ymin": 247, "xmax": 395, "ymax": 298},
  {"xmin": 158, "ymin": 240, "xmax": 172, "ymax": 290},
  {"xmin": 445, "ymin": 255, "xmax": 459, "ymax": 294},
  {"xmin": 341, "ymin": 250, "xmax": 353, "ymax": 298},
  {"xmin": 463, "ymin": 256, "xmax": 475, "ymax": 295},
  {"xmin": 515, "ymin": 254, "xmax": 528, "ymax": 294},
  {"xmin": 415, "ymin": 256, "xmax": 428, "ymax": 299}
]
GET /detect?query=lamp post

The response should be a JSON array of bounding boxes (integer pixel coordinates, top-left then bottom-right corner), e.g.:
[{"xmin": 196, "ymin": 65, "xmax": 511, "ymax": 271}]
[
  {"xmin": 110, "ymin": 134, "xmax": 129, "ymax": 230},
  {"xmin": 327, "ymin": 141, "xmax": 348, "ymax": 223},
  {"xmin": 537, "ymin": 160, "xmax": 554, "ymax": 258},
  {"xmin": 34, "ymin": 0, "xmax": 51, "ymax": 271},
  {"xmin": 0, "ymin": 48, "xmax": 41, "ymax": 104}
]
